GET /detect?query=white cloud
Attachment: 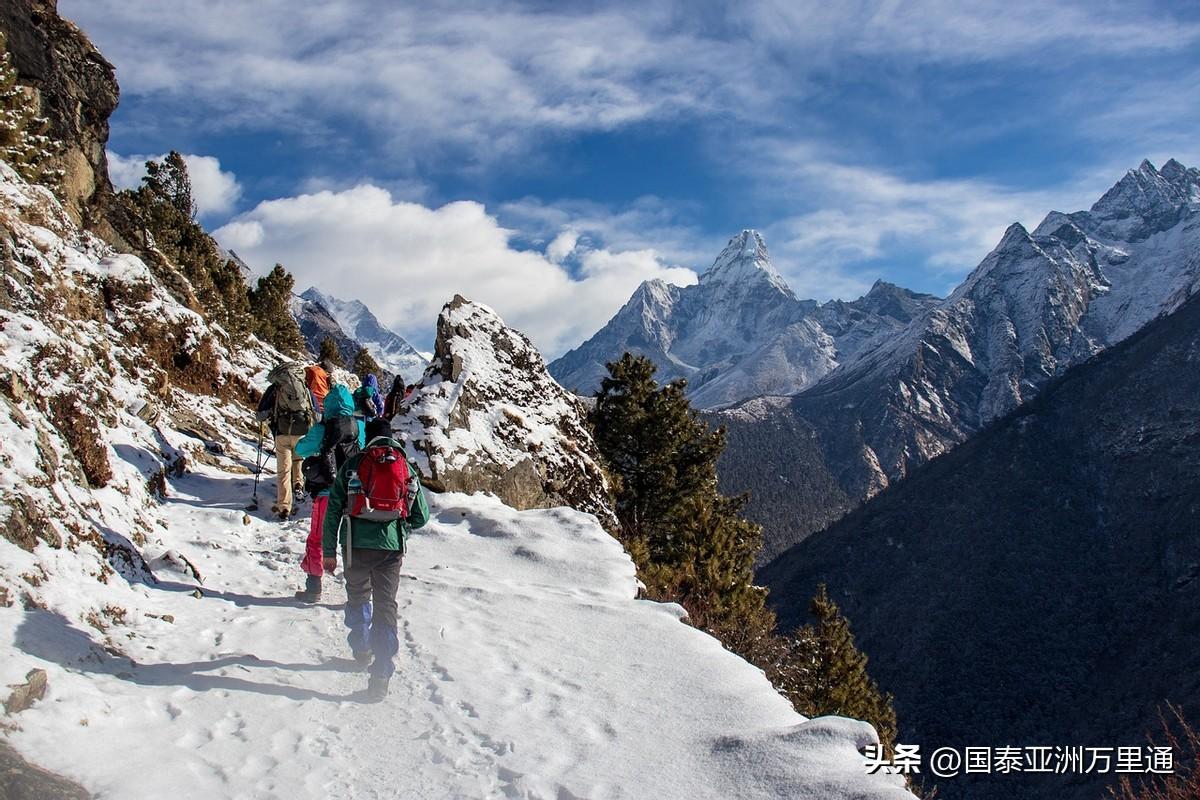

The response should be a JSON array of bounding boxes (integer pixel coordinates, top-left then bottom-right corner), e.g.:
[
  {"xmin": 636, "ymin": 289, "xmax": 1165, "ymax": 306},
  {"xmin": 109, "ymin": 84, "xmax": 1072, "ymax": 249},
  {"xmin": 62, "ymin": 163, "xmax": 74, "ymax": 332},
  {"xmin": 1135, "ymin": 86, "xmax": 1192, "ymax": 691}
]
[
  {"xmin": 723, "ymin": 139, "xmax": 1123, "ymax": 299},
  {"xmin": 213, "ymin": 185, "xmax": 697, "ymax": 356},
  {"xmin": 105, "ymin": 151, "xmax": 243, "ymax": 218},
  {"xmin": 546, "ymin": 230, "xmax": 579, "ymax": 264},
  {"xmin": 67, "ymin": 1, "xmax": 1198, "ymax": 164}
]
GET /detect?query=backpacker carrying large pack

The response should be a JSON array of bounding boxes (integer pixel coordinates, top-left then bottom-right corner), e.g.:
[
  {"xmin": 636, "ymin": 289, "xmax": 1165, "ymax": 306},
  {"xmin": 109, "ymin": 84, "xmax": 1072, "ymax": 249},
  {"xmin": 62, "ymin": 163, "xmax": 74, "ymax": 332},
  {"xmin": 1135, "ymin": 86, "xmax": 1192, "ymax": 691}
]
[
  {"xmin": 348, "ymin": 442, "xmax": 414, "ymax": 522},
  {"xmin": 302, "ymin": 416, "xmax": 360, "ymax": 496},
  {"xmin": 267, "ymin": 362, "xmax": 315, "ymax": 436}
]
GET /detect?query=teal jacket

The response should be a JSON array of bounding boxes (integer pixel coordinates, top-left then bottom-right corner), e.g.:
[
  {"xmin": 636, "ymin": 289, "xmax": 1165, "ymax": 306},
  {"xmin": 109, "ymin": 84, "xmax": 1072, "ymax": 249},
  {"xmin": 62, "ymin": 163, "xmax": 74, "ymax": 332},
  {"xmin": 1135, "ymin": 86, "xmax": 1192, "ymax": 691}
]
[
  {"xmin": 296, "ymin": 386, "xmax": 366, "ymax": 497},
  {"xmin": 323, "ymin": 435, "xmax": 430, "ymax": 557}
]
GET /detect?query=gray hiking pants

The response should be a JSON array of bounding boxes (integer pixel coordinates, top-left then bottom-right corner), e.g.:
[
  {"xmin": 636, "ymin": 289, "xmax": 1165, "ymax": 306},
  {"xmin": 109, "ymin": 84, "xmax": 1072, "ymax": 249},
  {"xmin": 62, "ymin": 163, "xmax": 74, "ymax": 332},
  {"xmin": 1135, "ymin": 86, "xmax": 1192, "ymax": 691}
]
[{"xmin": 343, "ymin": 548, "xmax": 403, "ymax": 678}]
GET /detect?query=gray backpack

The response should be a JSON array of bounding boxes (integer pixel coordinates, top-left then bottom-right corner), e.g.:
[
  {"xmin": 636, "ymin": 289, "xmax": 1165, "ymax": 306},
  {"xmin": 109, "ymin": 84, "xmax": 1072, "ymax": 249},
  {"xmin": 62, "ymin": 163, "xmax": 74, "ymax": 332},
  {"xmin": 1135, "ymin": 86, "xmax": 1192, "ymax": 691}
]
[{"xmin": 267, "ymin": 362, "xmax": 314, "ymax": 436}]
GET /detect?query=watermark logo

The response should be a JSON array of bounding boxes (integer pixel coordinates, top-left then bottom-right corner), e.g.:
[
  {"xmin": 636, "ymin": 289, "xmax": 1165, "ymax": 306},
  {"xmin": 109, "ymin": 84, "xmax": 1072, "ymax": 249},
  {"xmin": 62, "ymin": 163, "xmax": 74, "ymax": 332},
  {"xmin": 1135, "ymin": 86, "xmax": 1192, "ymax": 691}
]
[{"xmin": 863, "ymin": 744, "xmax": 1174, "ymax": 778}]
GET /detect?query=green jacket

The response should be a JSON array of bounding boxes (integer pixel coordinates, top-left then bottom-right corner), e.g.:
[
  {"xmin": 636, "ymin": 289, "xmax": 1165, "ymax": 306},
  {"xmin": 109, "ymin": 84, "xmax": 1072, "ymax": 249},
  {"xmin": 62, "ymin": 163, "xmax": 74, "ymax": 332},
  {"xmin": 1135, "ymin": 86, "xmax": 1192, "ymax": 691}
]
[{"xmin": 322, "ymin": 436, "xmax": 430, "ymax": 557}]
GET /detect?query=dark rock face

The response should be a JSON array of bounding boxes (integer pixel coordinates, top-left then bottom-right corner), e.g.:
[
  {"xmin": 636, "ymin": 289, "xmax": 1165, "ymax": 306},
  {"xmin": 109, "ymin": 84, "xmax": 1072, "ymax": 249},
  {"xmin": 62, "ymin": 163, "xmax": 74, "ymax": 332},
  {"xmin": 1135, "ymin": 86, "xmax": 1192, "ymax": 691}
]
[
  {"xmin": 396, "ymin": 296, "xmax": 618, "ymax": 529},
  {"xmin": 0, "ymin": 0, "xmax": 119, "ymax": 231},
  {"xmin": 761, "ymin": 291, "xmax": 1200, "ymax": 800},
  {"xmin": 0, "ymin": 741, "xmax": 90, "ymax": 799}
]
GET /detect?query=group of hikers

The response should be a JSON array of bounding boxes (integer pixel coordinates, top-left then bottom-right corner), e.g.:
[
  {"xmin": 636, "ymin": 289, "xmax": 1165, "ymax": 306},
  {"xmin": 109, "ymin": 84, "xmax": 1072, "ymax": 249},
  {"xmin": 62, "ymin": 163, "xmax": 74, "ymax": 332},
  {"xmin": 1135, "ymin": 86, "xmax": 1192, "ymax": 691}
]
[{"xmin": 255, "ymin": 358, "xmax": 424, "ymax": 701}]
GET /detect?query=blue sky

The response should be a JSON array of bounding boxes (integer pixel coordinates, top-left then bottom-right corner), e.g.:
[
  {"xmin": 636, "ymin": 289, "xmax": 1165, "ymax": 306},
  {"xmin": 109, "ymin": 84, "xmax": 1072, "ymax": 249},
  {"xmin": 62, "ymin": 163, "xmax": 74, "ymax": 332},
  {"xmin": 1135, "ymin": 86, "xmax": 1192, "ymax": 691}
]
[{"xmin": 60, "ymin": 0, "xmax": 1200, "ymax": 354}]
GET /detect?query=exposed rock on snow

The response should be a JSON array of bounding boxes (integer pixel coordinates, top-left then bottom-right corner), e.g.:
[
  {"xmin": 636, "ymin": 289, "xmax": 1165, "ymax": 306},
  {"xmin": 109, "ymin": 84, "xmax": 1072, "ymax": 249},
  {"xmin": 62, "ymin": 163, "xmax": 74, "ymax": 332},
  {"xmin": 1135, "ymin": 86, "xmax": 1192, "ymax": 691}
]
[
  {"xmin": 396, "ymin": 295, "xmax": 618, "ymax": 529},
  {"xmin": 550, "ymin": 230, "xmax": 939, "ymax": 409}
]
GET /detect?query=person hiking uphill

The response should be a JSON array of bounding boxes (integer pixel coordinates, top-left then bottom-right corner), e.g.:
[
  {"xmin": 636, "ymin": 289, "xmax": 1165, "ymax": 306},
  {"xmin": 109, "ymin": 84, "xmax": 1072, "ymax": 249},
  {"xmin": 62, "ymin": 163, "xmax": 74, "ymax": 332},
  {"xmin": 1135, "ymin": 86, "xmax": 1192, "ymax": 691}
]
[
  {"xmin": 353, "ymin": 373, "xmax": 385, "ymax": 421},
  {"xmin": 293, "ymin": 385, "xmax": 365, "ymax": 603},
  {"xmin": 305, "ymin": 360, "xmax": 334, "ymax": 415},
  {"xmin": 382, "ymin": 375, "xmax": 407, "ymax": 420},
  {"xmin": 257, "ymin": 362, "xmax": 314, "ymax": 520},
  {"xmin": 323, "ymin": 418, "xmax": 429, "ymax": 701}
]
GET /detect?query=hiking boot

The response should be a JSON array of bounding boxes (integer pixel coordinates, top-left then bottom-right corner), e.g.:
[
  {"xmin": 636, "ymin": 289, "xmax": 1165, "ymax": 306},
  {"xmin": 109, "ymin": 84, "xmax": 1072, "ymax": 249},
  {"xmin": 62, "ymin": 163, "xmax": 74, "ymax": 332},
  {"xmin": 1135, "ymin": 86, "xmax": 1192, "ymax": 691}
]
[
  {"xmin": 365, "ymin": 676, "xmax": 389, "ymax": 702},
  {"xmin": 276, "ymin": 507, "xmax": 292, "ymax": 521},
  {"xmin": 294, "ymin": 575, "xmax": 321, "ymax": 603},
  {"xmin": 352, "ymin": 649, "xmax": 373, "ymax": 668}
]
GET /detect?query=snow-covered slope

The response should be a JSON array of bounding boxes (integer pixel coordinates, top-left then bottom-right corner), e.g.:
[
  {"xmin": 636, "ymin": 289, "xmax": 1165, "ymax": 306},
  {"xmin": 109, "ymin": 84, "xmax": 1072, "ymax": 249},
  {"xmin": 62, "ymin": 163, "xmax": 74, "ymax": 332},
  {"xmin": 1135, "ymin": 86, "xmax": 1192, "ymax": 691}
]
[
  {"xmin": 302, "ymin": 287, "xmax": 428, "ymax": 383},
  {"xmin": 0, "ymin": 163, "xmax": 910, "ymax": 798},
  {"xmin": 396, "ymin": 295, "xmax": 618, "ymax": 530},
  {"xmin": 2, "ymin": 473, "xmax": 911, "ymax": 799},
  {"xmin": 550, "ymin": 230, "xmax": 939, "ymax": 408}
]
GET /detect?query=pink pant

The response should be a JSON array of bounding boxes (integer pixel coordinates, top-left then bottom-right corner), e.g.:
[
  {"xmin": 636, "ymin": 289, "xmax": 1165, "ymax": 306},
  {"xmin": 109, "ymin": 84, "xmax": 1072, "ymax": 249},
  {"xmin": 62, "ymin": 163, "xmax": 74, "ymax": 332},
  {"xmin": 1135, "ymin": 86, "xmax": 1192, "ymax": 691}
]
[{"xmin": 302, "ymin": 495, "xmax": 329, "ymax": 576}]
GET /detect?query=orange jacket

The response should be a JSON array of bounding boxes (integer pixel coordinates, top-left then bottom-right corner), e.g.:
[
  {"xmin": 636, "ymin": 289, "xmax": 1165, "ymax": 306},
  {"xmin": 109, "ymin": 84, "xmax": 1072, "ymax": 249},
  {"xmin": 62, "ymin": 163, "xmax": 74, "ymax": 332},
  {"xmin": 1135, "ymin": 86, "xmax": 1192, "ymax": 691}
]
[{"xmin": 305, "ymin": 365, "xmax": 331, "ymax": 401}]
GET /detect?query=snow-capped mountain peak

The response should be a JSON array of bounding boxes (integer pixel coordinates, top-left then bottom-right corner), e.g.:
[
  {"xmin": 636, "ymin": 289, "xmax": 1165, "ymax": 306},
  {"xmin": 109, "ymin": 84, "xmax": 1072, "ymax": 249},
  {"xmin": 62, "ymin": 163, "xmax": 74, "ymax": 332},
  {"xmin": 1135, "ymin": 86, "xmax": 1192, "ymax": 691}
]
[
  {"xmin": 300, "ymin": 287, "xmax": 428, "ymax": 382},
  {"xmin": 1088, "ymin": 158, "xmax": 1200, "ymax": 241},
  {"xmin": 700, "ymin": 229, "xmax": 792, "ymax": 295}
]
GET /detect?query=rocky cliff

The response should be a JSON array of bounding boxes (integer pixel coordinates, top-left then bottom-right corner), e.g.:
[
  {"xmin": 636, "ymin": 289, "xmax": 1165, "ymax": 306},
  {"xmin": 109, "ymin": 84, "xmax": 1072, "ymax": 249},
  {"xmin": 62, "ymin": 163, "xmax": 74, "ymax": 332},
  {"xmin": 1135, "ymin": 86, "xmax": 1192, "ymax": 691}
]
[
  {"xmin": 0, "ymin": 0, "xmax": 119, "ymax": 237},
  {"xmin": 396, "ymin": 296, "xmax": 618, "ymax": 529}
]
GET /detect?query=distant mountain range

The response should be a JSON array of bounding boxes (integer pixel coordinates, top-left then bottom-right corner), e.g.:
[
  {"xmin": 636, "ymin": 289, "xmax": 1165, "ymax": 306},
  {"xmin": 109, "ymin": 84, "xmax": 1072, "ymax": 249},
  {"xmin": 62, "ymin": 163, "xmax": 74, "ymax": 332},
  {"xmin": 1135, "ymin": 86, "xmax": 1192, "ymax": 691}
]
[
  {"xmin": 718, "ymin": 159, "xmax": 1200, "ymax": 561},
  {"xmin": 300, "ymin": 287, "xmax": 429, "ymax": 383},
  {"xmin": 549, "ymin": 230, "xmax": 940, "ymax": 409},
  {"xmin": 761, "ymin": 287, "xmax": 1200, "ymax": 800},
  {"xmin": 285, "ymin": 286, "xmax": 427, "ymax": 384}
]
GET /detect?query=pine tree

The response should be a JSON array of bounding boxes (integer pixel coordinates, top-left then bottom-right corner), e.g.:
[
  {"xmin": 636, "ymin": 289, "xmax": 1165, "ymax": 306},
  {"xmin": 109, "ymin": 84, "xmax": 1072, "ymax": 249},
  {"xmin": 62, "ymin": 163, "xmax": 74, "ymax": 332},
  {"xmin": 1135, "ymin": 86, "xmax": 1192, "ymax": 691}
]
[
  {"xmin": 796, "ymin": 584, "xmax": 898, "ymax": 750},
  {"xmin": 591, "ymin": 353, "xmax": 898, "ymax": 752},
  {"xmin": 143, "ymin": 151, "xmax": 195, "ymax": 219},
  {"xmin": 112, "ymin": 152, "xmax": 253, "ymax": 342},
  {"xmin": 352, "ymin": 347, "xmax": 382, "ymax": 377},
  {"xmin": 0, "ymin": 32, "xmax": 61, "ymax": 187},
  {"xmin": 318, "ymin": 337, "xmax": 344, "ymax": 367},
  {"xmin": 248, "ymin": 264, "xmax": 305, "ymax": 354}
]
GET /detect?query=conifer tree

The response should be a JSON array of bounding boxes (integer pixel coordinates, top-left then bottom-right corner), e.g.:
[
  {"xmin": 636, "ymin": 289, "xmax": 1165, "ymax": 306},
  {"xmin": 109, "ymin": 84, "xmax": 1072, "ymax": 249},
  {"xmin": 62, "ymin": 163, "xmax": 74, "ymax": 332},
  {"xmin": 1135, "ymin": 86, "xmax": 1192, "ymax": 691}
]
[
  {"xmin": 248, "ymin": 264, "xmax": 305, "ymax": 354},
  {"xmin": 591, "ymin": 353, "xmax": 898, "ymax": 752},
  {"xmin": 797, "ymin": 584, "xmax": 898, "ymax": 749},
  {"xmin": 352, "ymin": 347, "xmax": 382, "ymax": 377},
  {"xmin": 319, "ymin": 337, "xmax": 344, "ymax": 367},
  {"xmin": 0, "ymin": 32, "xmax": 61, "ymax": 186},
  {"xmin": 113, "ymin": 152, "xmax": 253, "ymax": 342}
]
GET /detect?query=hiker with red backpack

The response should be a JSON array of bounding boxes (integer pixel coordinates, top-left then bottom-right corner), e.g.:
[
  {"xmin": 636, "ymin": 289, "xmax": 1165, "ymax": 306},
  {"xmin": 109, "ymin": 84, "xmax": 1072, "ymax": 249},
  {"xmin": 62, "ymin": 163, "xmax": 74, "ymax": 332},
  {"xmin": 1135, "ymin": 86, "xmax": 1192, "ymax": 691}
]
[
  {"xmin": 257, "ymin": 362, "xmax": 315, "ymax": 520},
  {"xmin": 323, "ymin": 418, "xmax": 429, "ymax": 701},
  {"xmin": 293, "ymin": 385, "xmax": 365, "ymax": 603}
]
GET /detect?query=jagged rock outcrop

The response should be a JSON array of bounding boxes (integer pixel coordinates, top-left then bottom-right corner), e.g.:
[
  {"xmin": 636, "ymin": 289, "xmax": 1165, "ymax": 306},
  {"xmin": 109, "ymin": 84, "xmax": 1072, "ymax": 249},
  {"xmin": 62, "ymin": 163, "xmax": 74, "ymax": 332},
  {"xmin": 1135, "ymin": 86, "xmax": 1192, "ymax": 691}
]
[
  {"xmin": 720, "ymin": 158, "xmax": 1200, "ymax": 562},
  {"xmin": 762, "ymin": 289, "xmax": 1200, "ymax": 800},
  {"xmin": 0, "ymin": 0, "xmax": 119, "ymax": 235},
  {"xmin": 396, "ymin": 296, "xmax": 617, "ymax": 529}
]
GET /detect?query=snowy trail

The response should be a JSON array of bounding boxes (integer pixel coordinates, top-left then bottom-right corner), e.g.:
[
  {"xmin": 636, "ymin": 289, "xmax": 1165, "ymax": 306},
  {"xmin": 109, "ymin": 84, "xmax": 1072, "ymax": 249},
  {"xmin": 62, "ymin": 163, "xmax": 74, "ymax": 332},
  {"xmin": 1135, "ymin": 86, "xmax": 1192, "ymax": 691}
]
[{"xmin": 3, "ymin": 458, "xmax": 911, "ymax": 799}]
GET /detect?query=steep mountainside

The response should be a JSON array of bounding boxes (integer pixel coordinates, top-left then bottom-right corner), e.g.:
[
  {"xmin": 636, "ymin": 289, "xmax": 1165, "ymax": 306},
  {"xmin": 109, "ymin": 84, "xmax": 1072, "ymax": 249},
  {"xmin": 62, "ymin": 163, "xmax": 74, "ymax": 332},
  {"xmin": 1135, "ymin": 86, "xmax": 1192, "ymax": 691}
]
[
  {"xmin": 301, "ymin": 287, "xmax": 428, "ymax": 382},
  {"xmin": 0, "ymin": 158, "xmax": 911, "ymax": 800},
  {"xmin": 721, "ymin": 159, "xmax": 1200, "ymax": 561},
  {"xmin": 396, "ymin": 295, "xmax": 618, "ymax": 530},
  {"xmin": 549, "ymin": 230, "xmax": 939, "ymax": 409},
  {"xmin": 1, "ymin": 0, "xmax": 119, "ymax": 238},
  {"xmin": 760, "ymin": 289, "xmax": 1200, "ymax": 800}
]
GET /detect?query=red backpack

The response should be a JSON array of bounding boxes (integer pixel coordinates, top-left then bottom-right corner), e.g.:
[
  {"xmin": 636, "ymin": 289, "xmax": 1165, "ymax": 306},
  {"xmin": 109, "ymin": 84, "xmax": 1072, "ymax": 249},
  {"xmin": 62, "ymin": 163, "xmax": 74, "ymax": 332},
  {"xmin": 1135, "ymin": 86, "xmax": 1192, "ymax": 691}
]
[{"xmin": 349, "ymin": 444, "xmax": 411, "ymax": 521}]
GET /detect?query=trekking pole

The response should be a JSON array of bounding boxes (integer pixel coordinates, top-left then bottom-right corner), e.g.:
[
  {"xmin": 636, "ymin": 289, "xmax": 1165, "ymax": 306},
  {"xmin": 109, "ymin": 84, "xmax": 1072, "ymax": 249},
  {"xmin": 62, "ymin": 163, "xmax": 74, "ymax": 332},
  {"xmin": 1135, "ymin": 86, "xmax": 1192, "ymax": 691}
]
[
  {"xmin": 247, "ymin": 422, "xmax": 265, "ymax": 511},
  {"xmin": 334, "ymin": 514, "xmax": 352, "ymax": 572}
]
